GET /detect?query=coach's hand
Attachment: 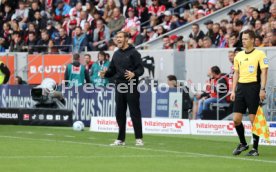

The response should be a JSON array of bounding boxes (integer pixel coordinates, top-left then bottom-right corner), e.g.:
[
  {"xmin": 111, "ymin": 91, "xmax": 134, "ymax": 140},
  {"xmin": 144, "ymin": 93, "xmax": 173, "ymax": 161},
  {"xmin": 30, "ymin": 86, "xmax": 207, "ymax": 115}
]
[
  {"xmin": 125, "ymin": 70, "xmax": 135, "ymax": 81},
  {"xmin": 259, "ymin": 90, "xmax": 266, "ymax": 102},
  {"xmin": 230, "ymin": 92, "xmax": 235, "ymax": 101}
]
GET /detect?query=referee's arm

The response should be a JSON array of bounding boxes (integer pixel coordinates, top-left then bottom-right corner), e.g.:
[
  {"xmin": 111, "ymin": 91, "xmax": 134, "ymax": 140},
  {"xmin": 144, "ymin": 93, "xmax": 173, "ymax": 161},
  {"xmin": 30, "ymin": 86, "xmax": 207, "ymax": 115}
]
[{"xmin": 230, "ymin": 57, "xmax": 240, "ymax": 101}]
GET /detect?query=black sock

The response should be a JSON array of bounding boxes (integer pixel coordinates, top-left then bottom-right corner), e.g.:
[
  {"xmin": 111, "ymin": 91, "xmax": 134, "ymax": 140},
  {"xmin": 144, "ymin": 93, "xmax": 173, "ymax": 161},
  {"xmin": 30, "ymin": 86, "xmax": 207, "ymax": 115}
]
[
  {"xmin": 235, "ymin": 123, "xmax": 247, "ymax": 145},
  {"xmin": 253, "ymin": 134, "xmax": 260, "ymax": 150}
]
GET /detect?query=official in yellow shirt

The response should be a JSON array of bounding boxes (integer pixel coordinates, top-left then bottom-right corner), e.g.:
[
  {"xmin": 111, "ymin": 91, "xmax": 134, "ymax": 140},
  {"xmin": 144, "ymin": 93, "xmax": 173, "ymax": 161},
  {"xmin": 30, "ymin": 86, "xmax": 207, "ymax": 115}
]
[{"xmin": 231, "ymin": 30, "xmax": 269, "ymax": 156}]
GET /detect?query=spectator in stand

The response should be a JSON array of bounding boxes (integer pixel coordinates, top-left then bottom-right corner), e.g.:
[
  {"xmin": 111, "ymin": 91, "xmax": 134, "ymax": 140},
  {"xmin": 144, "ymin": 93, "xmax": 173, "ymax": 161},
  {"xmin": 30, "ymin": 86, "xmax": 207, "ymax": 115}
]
[
  {"xmin": 48, "ymin": 39, "xmax": 58, "ymax": 54},
  {"xmin": 161, "ymin": 11, "xmax": 172, "ymax": 31},
  {"xmin": 212, "ymin": 23, "xmax": 221, "ymax": 46},
  {"xmin": 176, "ymin": 36, "xmax": 185, "ymax": 51},
  {"xmin": 84, "ymin": 54, "xmax": 94, "ymax": 74},
  {"xmin": 46, "ymin": 20, "xmax": 59, "ymax": 40},
  {"xmin": 227, "ymin": 9, "xmax": 236, "ymax": 23},
  {"xmin": 55, "ymin": 0, "xmax": 71, "ymax": 17},
  {"xmin": 33, "ymin": 11, "xmax": 47, "ymax": 32},
  {"xmin": 93, "ymin": 19, "xmax": 110, "ymax": 51},
  {"xmin": 79, "ymin": 11, "xmax": 94, "ymax": 30},
  {"xmin": 121, "ymin": 0, "xmax": 133, "ymax": 18},
  {"xmin": 37, "ymin": 29, "xmax": 50, "ymax": 53},
  {"xmin": 220, "ymin": 19, "xmax": 229, "ymax": 28},
  {"xmin": 0, "ymin": 23, "xmax": 12, "ymax": 50},
  {"xmin": 162, "ymin": 35, "xmax": 173, "ymax": 49},
  {"xmin": 85, "ymin": 1, "xmax": 97, "ymax": 17},
  {"xmin": 254, "ymin": 19, "xmax": 263, "ymax": 36},
  {"xmin": 170, "ymin": 13, "xmax": 186, "ymax": 30},
  {"xmin": 2, "ymin": 3, "xmax": 14, "ymax": 25},
  {"xmin": 262, "ymin": 0, "xmax": 272, "ymax": 12},
  {"xmin": 259, "ymin": 8, "xmax": 269, "ymax": 23},
  {"xmin": 255, "ymin": 35, "xmax": 264, "ymax": 47},
  {"xmin": 229, "ymin": 32, "xmax": 239, "ymax": 48},
  {"xmin": 149, "ymin": 15, "xmax": 159, "ymax": 28},
  {"xmin": 56, "ymin": 28, "xmax": 71, "ymax": 53},
  {"xmin": 226, "ymin": 23, "xmax": 234, "ymax": 35},
  {"xmin": 136, "ymin": 0, "xmax": 150, "ymax": 27},
  {"xmin": 10, "ymin": 32, "xmax": 25, "ymax": 52},
  {"xmin": 103, "ymin": 0, "xmax": 117, "ymax": 23},
  {"xmin": 250, "ymin": 9, "xmax": 260, "ymax": 26},
  {"xmin": 107, "ymin": 8, "xmax": 125, "ymax": 36},
  {"xmin": 233, "ymin": 20, "xmax": 243, "ymax": 47},
  {"xmin": 28, "ymin": 1, "xmax": 41, "ymax": 22},
  {"xmin": 11, "ymin": 1, "xmax": 29, "ymax": 30},
  {"xmin": 204, "ymin": 20, "xmax": 214, "ymax": 38},
  {"xmin": 189, "ymin": 23, "xmax": 205, "ymax": 43},
  {"xmin": 145, "ymin": 27, "xmax": 158, "ymax": 41},
  {"xmin": 156, "ymin": 25, "xmax": 167, "ymax": 36},
  {"xmin": 73, "ymin": 26, "xmax": 88, "ymax": 53},
  {"xmin": 129, "ymin": 27, "xmax": 145, "ymax": 46},
  {"xmin": 11, "ymin": 19, "xmax": 23, "ymax": 37},
  {"xmin": 69, "ymin": 1, "xmax": 82, "ymax": 19},
  {"xmin": 26, "ymin": 31, "xmax": 37, "ymax": 54},
  {"xmin": 228, "ymin": 49, "xmax": 237, "ymax": 81},
  {"xmin": 148, "ymin": 0, "xmax": 166, "ymax": 17},
  {"xmin": 202, "ymin": 36, "xmax": 215, "ymax": 48},
  {"xmin": 122, "ymin": 7, "xmax": 140, "ymax": 32},
  {"xmin": 218, "ymin": 26, "xmax": 228, "ymax": 48}
]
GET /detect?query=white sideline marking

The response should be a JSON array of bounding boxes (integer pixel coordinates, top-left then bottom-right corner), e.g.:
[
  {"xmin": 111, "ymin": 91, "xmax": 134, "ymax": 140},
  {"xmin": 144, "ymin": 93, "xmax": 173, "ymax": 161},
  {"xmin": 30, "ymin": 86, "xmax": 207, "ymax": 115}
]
[
  {"xmin": 1, "ymin": 135, "xmax": 276, "ymax": 164},
  {"xmin": 0, "ymin": 155, "xmax": 199, "ymax": 159},
  {"xmin": 45, "ymin": 133, "xmax": 54, "ymax": 136},
  {"xmin": 64, "ymin": 135, "xmax": 75, "ymax": 138}
]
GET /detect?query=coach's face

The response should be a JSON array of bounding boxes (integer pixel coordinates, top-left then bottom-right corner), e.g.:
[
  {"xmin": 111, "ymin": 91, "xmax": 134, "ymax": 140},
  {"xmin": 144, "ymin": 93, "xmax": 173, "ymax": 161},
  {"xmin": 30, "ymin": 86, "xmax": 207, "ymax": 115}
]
[
  {"xmin": 242, "ymin": 33, "xmax": 254, "ymax": 48},
  {"xmin": 116, "ymin": 33, "xmax": 128, "ymax": 49}
]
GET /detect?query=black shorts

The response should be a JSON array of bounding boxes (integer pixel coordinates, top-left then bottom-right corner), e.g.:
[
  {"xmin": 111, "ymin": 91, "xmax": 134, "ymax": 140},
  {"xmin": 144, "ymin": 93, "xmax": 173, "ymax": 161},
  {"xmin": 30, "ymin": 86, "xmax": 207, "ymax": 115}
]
[{"xmin": 233, "ymin": 82, "xmax": 260, "ymax": 114}]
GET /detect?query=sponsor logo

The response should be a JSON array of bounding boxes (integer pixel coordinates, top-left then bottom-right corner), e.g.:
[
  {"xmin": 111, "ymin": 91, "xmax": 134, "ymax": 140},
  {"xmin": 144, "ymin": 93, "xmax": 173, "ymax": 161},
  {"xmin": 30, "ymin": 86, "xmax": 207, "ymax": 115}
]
[
  {"xmin": 46, "ymin": 115, "xmax": 53, "ymax": 120},
  {"xmin": 30, "ymin": 65, "xmax": 66, "ymax": 74},
  {"xmin": 227, "ymin": 122, "xmax": 235, "ymax": 131},
  {"xmin": 175, "ymin": 120, "xmax": 184, "ymax": 129},
  {"xmin": 39, "ymin": 115, "xmax": 44, "ymax": 120},
  {"xmin": 263, "ymin": 58, "xmax": 269, "ymax": 64},
  {"xmin": 23, "ymin": 114, "xmax": 30, "ymax": 121},
  {"xmin": 32, "ymin": 115, "xmax": 37, "ymax": 120},
  {"xmin": 55, "ymin": 115, "xmax": 61, "ymax": 121},
  {"xmin": 144, "ymin": 120, "xmax": 184, "ymax": 129},
  {"xmin": 63, "ymin": 115, "xmax": 69, "ymax": 121},
  {"xmin": 0, "ymin": 113, "xmax": 18, "ymax": 119}
]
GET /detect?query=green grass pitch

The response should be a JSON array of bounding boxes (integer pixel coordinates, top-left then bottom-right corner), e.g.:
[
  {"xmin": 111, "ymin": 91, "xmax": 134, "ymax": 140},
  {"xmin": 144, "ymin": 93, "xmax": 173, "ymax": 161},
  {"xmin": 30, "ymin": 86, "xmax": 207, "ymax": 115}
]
[{"xmin": 0, "ymin": 125, "xmax": 275, "ymax": 172}]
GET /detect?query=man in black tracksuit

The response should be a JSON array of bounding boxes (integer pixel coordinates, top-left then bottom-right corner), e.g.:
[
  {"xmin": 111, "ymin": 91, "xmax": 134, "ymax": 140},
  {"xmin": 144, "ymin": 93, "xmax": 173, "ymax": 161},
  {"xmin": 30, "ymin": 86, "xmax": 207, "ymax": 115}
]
[{"xmin": 100, "ymin": 31, "xmax": 144, "ymax": 146}]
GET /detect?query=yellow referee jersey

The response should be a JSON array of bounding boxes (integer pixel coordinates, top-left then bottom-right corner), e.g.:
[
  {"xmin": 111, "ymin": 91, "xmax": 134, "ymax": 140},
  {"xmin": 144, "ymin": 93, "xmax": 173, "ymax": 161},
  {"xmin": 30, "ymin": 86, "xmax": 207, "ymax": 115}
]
[{"xmin": 234, "ymin": 49, "xmax": 269, "ymax": 83}]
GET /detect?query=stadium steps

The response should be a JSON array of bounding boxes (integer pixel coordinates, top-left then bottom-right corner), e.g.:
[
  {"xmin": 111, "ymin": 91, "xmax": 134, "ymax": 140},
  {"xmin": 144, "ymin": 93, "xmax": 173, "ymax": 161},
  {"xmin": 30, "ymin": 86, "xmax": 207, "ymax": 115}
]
[{"xmin": 136, "ymin": 0, "xmax": 262, "ymax": 50}]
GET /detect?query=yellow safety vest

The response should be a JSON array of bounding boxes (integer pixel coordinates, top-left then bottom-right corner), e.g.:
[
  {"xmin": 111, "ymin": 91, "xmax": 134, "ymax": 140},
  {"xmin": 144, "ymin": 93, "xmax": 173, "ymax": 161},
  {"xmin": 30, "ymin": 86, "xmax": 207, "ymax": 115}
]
[{"xmin": 0, "ymin": 61, "xmax": 5, "ymax": 84}]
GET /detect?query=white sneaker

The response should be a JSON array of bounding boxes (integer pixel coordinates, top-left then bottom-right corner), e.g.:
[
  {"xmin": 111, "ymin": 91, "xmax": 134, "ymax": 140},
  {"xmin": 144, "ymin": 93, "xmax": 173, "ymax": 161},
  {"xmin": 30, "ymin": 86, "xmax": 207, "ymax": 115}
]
[
  {"xmin": 135, "ymin": 139, "xmax": 144, "ymax": 146},
  {"xmin": 110, "ymin": 140, "xmax": 125, "ymax": 146}
]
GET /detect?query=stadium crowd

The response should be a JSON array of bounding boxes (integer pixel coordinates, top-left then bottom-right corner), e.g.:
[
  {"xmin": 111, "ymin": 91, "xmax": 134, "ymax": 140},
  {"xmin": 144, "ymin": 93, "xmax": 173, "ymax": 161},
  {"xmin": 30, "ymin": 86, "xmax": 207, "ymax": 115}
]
[
  {"xmin": 0, "ymin": 0, "xmax": 242, "ymax": 53},
  {"xmin": 164, "ymin": 0, "xmax": 276, "ymax": 50}
]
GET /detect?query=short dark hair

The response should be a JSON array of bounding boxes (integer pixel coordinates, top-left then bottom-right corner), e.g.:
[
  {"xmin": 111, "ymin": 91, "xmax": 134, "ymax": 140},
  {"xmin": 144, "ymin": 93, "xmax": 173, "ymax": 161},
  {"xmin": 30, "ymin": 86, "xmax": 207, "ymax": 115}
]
[
  {"xmin": 73, "ymin": 54, "xmax": 80, "ymax": 60},
  {"xmin": 28, "ymin": 31, "xmax": 36, "ymax": 36},
  {"xmin": 235, "ymin": 20, "xmax": 243, "ymax": 26},
  {"xmin": 255, "ymin": 35, "xmax": 263, "ymax": 42},
  {"xmin": 163, "ymin": 35, "xmax": 169, "ymax": 39},
  {"xmin": 167, "ymin": 75, "xmax": 177, "ymax": 81},
  {"xmin": 84, "ymin": 54, "xmax": 91, "ymax": 59},
  {"xmin": 230, "ymin": 31, "xmax": 238, "ymax": 38},
  {"xmin": 242, "ymin": 29, "xmax": 256, "ymax": 39},
  {"xmin": 117, "ymin": 31, "xmax": 129, "ymax": 38},
  {"xmin": 211, "ymin": 66, "xmax": 221, "ymax": 75},
  {"xmin": 192, "ymin": 23, "xmax": 199, "ymax": 28},
  {"xmin": 98, "ymin": 51, "xmax": 106, "ymax": 60}
]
